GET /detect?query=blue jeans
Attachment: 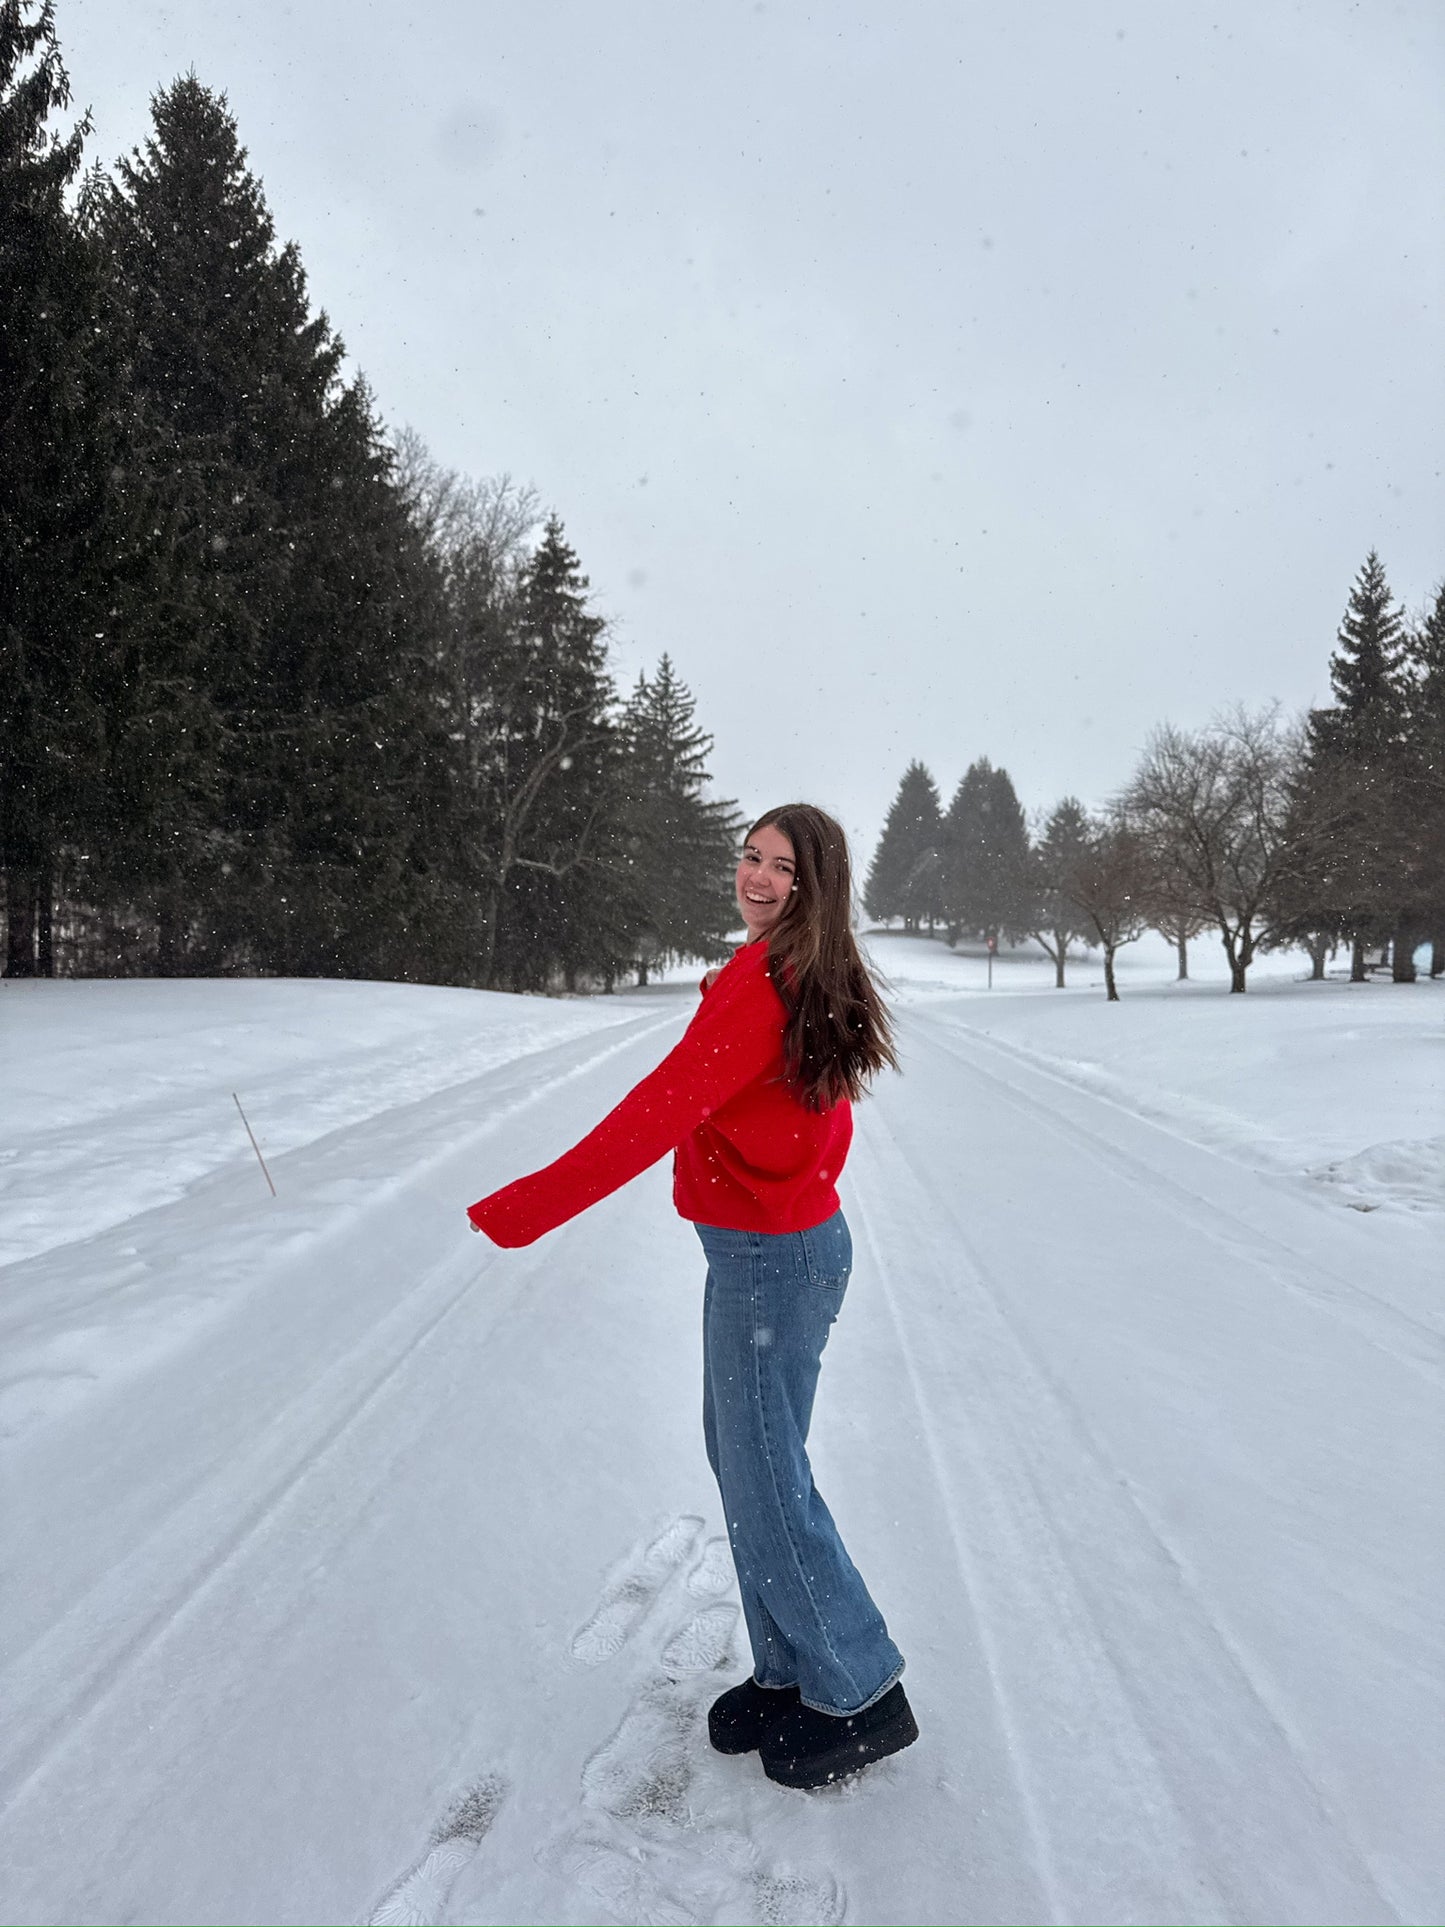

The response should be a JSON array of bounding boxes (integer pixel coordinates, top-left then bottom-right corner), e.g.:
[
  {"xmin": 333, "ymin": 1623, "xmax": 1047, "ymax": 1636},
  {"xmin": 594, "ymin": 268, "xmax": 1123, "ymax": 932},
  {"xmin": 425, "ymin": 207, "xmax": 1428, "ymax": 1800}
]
[{"xmin": 696, "ymin": 1211, "xmax": 904, "ymax": 1717}]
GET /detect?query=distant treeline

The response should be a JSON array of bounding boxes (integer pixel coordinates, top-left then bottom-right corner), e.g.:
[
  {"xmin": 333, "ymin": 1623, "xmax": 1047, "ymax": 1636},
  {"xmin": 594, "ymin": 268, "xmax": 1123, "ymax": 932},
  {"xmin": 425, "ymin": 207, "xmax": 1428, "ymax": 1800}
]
[
  {"xmin": 866, "ymin": 552, "xmax": 1445, "ymax": 997},
  {"xmin": 1, "ymin": 11, "xmax": 738, "ymax": 988}
]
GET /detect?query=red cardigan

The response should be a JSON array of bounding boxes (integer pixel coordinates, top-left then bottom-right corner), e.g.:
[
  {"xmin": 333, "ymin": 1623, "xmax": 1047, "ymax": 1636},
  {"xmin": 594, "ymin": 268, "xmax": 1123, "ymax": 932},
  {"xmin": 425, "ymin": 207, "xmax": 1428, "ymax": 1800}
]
[{"xmin": 466, "ymin": 939, "xmax": 852, "ymax": 1247}]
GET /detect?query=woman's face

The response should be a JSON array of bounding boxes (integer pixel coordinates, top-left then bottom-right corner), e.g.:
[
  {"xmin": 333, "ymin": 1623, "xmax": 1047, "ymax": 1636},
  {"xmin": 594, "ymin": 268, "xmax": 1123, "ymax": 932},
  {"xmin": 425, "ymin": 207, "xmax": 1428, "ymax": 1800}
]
[{"xmin": 736, "ymin": 824, "xmax": 797, "ymax": 939}]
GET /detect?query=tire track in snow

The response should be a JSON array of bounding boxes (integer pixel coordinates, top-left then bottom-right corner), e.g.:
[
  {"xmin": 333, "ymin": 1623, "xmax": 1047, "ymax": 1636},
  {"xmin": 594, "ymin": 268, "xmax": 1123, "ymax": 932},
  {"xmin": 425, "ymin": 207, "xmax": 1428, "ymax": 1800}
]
[
  {"xmin": 848, "ymin": 1098, "xmax": 1395, "ymax": 1926},
  {"xmin": 918, "ymin": 1011, "xmax": 1444, "ymax": 1379},
  {"xmin": 0, "ymin": 1006, "xmax": 683, "ymax": 1345},
  {"xmin": 0, "ymin": 1246, "xmax": 486, "ymax": 1811},
  {"xmin": 0, "ymin": 1017, "xmax": 687, "ymax": 1813}
]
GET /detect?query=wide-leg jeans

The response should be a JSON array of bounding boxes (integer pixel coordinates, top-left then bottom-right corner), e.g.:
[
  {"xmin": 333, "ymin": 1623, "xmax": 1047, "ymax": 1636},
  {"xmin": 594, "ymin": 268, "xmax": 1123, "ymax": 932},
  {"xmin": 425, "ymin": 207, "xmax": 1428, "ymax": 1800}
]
[{"xmin": 695, "ymin": 1210, "xmax": 904, "ymax": 1717}]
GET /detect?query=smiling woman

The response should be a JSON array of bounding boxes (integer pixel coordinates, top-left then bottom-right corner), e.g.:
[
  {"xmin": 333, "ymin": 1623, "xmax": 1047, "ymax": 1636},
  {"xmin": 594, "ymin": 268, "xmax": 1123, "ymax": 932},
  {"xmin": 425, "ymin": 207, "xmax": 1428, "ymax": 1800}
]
[
  {"xmin": 737, "ymin": 821, "xmax": 796, "ymax": 936},
  {"xmin": 466, "ymin": 802, "xmax": 916, "ymax": 1789}
]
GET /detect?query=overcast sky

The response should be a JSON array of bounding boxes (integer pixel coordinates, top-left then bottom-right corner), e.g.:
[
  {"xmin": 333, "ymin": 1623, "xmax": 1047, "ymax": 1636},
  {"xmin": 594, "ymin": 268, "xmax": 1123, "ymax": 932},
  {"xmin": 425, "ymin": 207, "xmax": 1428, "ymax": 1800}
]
[{"xmin": 64, "ymin": 0, "xmax": 1444, "ymax": 854}]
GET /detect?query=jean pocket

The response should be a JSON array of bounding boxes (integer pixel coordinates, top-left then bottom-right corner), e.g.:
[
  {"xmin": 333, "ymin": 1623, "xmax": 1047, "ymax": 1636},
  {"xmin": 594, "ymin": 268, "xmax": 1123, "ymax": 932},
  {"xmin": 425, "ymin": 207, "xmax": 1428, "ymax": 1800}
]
[{"xmin": 798, "ymin": 1213, "xmax": 852, "ymax": 1290}]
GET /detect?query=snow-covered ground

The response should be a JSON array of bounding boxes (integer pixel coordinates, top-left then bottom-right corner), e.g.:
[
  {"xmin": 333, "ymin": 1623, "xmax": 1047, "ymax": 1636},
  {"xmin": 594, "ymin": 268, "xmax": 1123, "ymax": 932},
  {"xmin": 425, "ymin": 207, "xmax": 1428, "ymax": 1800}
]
[
  {"xmin": 867, "ymin": 929, "xmax": 1445, "ymax": 1216},
  {"xmin": 0, "ymin": 938, "xmax": 1440, "ymax": 1925}
]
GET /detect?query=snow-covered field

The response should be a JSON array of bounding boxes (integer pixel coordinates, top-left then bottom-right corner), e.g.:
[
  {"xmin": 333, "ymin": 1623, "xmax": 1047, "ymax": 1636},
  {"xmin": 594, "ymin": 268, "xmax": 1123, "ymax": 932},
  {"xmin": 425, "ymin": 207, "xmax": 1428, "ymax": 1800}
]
[{"xmin": 1, "ymin": 936, "xmax": 1440, "ymax": 1926}]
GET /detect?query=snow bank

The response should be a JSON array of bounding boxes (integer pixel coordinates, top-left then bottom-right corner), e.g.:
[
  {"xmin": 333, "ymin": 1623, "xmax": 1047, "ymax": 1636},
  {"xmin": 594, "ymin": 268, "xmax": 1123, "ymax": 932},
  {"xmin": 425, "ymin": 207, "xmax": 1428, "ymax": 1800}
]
[{"xmin": 1308, "ymin": 1136, "xmax": 1445, "ymax": 1213}]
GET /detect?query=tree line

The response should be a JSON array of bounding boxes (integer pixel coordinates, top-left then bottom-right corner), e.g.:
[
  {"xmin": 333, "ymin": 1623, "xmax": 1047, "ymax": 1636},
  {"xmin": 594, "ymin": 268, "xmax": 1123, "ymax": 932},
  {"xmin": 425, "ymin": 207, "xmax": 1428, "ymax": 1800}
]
[
  {"xmin": 865, "ymin": 551, "xmax": 1445, "ymax": 998},
  {"xmin": 1, "ymin": 4, "xmax": 739, "ymax": 988}
]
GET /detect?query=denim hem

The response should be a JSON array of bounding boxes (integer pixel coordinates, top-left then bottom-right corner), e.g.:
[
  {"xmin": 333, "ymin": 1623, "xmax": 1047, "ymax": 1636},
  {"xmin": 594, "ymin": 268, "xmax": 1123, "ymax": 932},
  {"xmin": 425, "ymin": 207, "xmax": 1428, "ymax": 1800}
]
[
  {"xmin": 798, "ymin": 1659, "xmax": 904, "ymax": 1719},
  {"xmin": 751, "ymin": 1675, "xmax": 798, "ymax": 1691}
]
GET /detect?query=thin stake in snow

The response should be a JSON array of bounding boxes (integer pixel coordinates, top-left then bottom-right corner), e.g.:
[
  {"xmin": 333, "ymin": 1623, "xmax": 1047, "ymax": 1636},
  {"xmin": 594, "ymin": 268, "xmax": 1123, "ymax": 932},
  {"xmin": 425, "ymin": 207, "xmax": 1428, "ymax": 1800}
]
[{"xmin": 232, "ymin": 1092, "xmax": 276, "ymax": 1197}]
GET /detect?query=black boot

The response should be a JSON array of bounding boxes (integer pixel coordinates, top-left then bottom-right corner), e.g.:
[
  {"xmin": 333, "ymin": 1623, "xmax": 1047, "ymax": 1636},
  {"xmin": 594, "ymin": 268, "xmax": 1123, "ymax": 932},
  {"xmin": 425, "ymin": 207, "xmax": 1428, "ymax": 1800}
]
[
  {"xmin": 708, "ymin": 1678, "xmax": 802, "ymax": 1755},
  {"xmin": 759, "ymin": 1682, "xmax": 918, "ymax": 1788}
]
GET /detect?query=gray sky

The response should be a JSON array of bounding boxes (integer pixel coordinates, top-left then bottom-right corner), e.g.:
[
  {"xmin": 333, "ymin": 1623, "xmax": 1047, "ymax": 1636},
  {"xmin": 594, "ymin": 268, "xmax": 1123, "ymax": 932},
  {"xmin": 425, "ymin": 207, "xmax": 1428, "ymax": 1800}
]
[{"xmin": 66, "ymin": 0, "xmax": 1444, "ymax": 856}]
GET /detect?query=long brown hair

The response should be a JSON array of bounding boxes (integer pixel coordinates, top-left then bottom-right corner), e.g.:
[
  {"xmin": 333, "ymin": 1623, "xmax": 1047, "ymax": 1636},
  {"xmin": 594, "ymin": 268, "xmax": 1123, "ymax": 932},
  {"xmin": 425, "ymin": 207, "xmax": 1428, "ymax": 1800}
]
[{"xmin": 747, "ymin": 803, "xmax": 899, "ymax": 1111}]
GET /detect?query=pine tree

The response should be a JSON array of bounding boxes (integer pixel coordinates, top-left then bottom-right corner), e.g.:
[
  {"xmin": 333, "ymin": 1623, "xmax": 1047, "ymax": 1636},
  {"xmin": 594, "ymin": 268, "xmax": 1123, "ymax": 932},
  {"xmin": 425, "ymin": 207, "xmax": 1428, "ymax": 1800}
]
[
  {"xmin": 613, "ymin": 654, "xmax": 739, "ymax": 982},
  {"xmin": 1409, "ymin": 582, "xmax": 1445, "ymax": 738},
  {"xmin": 864, "ymin": 761, "xmax": 942, "ymax": 931},
  {"xmin": 0, "ymin": 0, "xmax": 105, "ymax": 974},
  {"xmin": 97, "ymin": 76, "xmax": 448, "ymax": 977},
  {"xmin": 483, "ymin": 518, "xmax": 616, "ymax": 988},
  {"xmin": 1401, "ymin": 581, "xmax": 1445, "ymax": 976},
  {"xmin": 1290, "ymin": 554, "xmax": 1416, "ymax": 981},
  {"xmin": 985, "ymin": 763, "xmax": 1035, "ymax": 939},
  {"xmin": 941, "ymin": 761, "xmax": 989, "ymax": 941},
  {"xmin": 1030, "ymin": 797, "xmax": 1092, "ymax": 987},
  {"xmin": 1316, "ymin": 551, "xmax": 1406, "ymax": 758},
  {"xmin": 942, "ymin": 758, "xmax": 1033, "ymax": 944}
]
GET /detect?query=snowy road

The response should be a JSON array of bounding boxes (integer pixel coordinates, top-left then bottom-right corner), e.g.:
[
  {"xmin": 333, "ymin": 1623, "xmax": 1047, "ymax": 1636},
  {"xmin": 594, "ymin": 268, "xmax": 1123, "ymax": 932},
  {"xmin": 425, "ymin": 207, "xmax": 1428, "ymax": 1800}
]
[{"xmin": 1, "ymin": 965, "xmax": 1440, "ymax": 1925}]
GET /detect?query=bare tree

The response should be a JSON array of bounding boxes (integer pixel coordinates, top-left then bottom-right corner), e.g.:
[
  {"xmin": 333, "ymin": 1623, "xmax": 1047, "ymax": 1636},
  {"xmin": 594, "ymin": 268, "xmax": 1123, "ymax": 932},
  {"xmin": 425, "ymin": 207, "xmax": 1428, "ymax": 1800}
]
[
  {"xmin": 390, "ymin": 433, "xmax": 626, "ymax": 984},
  {"xmin": 390, "ymin": 425, "xmax": 539, "ymax": 572},
  {"xmin": 1063, "ymin": 815, "xmax": 1149, "ymax": 1001},
  {"xmin": 1121, "ymin": 705, "xmax": 1299, "ymax": 993},
  {"xmin": 1151, "ymin": 905, "xmax": 1208, "ymax": 981}
]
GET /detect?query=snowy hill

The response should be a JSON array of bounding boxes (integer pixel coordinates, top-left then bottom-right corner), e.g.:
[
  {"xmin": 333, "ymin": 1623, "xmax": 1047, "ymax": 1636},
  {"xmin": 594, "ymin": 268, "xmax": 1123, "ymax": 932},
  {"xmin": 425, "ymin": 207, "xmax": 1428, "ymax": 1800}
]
[{"xmin": 0, "ymin": 949, "xmax": 1440, "ymax": 1925}]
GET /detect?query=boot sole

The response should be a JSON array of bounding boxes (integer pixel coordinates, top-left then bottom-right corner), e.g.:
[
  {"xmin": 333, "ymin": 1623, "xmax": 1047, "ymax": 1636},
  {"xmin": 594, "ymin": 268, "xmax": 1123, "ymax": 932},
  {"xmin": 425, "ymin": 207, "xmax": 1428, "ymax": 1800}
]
[{"xmin": 761, "ymin": 1706, "xmax": 919, "ymax": 1788}]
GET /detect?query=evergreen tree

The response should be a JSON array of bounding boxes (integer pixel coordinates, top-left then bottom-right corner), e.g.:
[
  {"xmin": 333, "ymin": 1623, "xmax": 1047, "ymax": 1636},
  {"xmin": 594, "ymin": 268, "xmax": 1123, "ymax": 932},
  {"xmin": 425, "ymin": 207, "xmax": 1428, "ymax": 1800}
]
[
  {"xmin": 942, "ymin": 758, "xmax": 1033, "ymax": 944},
  {"xmin": 941, "ymin": 761, "xmax": 988, "ymax": 941},
  {"xmin": 1400, "ymin": 580, "xmax": 1445, "ymax": 976},
  {"xmin": 1263, "ymin": 749, "xmax": 1368, "ymax": 980},
  {"xmin": 864, "ymin": 761, "xmax": 942, "ymax": 931},
  {"xmin": 0, "ymin": 0, "xmax": 105, "ymax": 974},
  {"xmin": 985, "ymin": 762, "xmax": 1036, "ymax": 940},
  {"xmin": 1284, "ymin": 554, "xmax": 1416, "ymax": 981},
  {"xmin": 1030, "ymin": 796, "xmax": 1092, "ymax": 987},
  {"xmin": 613, "ymin": 654, "xmax": 739, "ymax": 982},
  {"xmin": 482, "ymin": 518, "xmax": 615, "ymax": 988},
  {"xmin": 1408, "ymin": 582, "xmax": 1445, "ymax": 739},
  {"xmin": 96, "ymin": 76, "xmax": 448, "ymax": 977},
  {"xmin": 1315, "ymin": 551, "xmax": 1407, "ymax": 759}
]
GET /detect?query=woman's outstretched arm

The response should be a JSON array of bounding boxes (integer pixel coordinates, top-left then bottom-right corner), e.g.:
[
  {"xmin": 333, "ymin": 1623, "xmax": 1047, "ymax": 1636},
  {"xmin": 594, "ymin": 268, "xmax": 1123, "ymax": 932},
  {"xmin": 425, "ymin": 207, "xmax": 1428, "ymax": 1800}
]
[{"xmin": 467, "ymin": 947, "xmax": 782, "ymax": 1247}]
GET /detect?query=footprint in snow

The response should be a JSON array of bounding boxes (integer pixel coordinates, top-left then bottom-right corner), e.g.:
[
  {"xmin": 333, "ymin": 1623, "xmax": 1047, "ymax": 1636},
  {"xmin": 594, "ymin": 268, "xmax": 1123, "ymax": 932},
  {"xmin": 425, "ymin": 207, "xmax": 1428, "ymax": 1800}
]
[
  {"xmin": 367, "ymin": 1774, "xmax": 506, "ymax": 1927},
  {"xmin": 545, "ymin": 1519, "xmax": 844, "ymax": 1926},
  {"xmin": 571, "ymin": 1515, "xmax": 702, "ymax": 1664},
  {"xmin": 684, "ymin": 1534, "xmax": 734, "ymax": 1598},
  {"xmin": 662, "ymin": 1602, "xmax": 739, "ymax": 1672},
  {"xmin": 582, "ymin": 1673, "xmax": 701, "ymax": 1824}
]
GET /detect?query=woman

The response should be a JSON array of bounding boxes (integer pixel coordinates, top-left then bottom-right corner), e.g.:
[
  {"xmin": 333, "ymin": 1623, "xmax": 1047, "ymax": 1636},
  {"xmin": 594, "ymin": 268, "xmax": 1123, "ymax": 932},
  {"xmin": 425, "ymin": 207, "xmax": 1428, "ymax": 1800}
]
[{"xmin": 467, "ymin": 803, "xmax": 917, "ymax": 1789}]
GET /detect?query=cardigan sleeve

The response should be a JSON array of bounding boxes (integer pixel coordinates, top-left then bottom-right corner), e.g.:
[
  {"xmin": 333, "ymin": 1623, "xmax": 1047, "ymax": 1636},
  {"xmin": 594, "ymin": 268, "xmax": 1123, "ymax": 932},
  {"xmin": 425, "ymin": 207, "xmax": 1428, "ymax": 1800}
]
[{"xmin": 466, "ymin": 950, "xmax": 785, "ymax": 1247}]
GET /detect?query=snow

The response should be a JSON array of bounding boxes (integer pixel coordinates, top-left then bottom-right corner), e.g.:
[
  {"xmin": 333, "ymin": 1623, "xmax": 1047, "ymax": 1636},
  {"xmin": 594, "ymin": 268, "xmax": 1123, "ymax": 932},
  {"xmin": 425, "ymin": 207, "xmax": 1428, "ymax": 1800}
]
[
  {"xmin": 867, "ymin": 929, "xmax": 1445, "ymax": 1216},
  {"xmin": 0, "ymin": 942, "xmax": 1440, "ymax": 1926},
  {"xmin": 0, "ymin": 976, "xmax": 659, "ymax": 1270}
]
